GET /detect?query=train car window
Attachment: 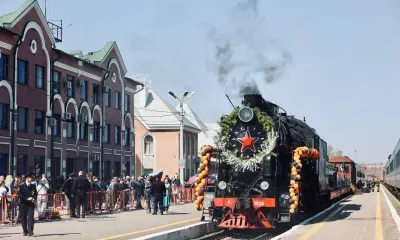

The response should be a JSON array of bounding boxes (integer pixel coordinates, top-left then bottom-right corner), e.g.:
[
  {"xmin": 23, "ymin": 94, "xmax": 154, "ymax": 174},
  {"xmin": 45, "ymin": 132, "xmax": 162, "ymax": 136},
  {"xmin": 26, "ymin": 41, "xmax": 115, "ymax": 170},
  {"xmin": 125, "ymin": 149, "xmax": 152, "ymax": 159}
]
[
  {"xmin": 396, "ymin": 151, "xmax": 400, "ymax": 168},
  {"xmin": 390, "ymin": 160, "xmax": 394, "ymax": 173}
]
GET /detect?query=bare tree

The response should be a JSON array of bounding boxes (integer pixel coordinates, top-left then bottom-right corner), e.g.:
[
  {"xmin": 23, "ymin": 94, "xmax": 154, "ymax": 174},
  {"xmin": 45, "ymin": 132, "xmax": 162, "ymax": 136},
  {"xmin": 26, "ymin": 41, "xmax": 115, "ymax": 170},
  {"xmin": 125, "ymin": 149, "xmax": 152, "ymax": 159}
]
[
  {"xmin": 328, "ymin": 145, "xmax": 335, "ymax": 157},
  {"xmin": 328, "ymin": 145, "xmax": 342, "ymax": 157}
]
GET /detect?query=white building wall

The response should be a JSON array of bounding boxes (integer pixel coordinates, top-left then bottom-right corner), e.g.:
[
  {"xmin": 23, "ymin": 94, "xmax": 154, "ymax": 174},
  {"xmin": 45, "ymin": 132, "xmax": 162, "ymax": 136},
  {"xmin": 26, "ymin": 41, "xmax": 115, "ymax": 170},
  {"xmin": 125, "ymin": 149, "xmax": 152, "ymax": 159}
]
[{"xmin": 198, "ymin": 123, "xmax": 220, "ymax": 154}]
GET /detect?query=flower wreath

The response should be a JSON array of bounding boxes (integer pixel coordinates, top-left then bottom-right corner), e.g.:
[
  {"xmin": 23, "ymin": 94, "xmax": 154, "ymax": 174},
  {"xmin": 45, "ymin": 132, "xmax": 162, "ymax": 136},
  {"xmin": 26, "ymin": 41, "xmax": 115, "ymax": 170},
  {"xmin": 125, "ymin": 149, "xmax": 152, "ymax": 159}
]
[{"xmin": 215, "ymin": 107, "xmax": 279, "ymax": 171}]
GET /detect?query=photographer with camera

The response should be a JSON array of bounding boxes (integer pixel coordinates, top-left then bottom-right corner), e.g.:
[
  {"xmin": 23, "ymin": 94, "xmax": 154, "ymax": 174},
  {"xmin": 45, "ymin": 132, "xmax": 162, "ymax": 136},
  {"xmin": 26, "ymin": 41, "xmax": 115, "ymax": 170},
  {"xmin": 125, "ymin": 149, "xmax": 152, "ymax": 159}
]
[{"xmin": 18, "ymin": 172, "xmax": 38, "ymax": 236}]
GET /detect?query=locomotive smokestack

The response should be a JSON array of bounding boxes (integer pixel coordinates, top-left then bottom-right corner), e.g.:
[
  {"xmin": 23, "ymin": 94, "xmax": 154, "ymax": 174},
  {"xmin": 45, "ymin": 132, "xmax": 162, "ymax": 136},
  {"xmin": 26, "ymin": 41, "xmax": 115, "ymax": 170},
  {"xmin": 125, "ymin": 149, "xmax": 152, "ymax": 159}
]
[
  {"xmin": 242, "ymin": 94, "xmax": 278, "ymax": 117},
  {"xmin": 242, "ymin": 94, "xmax": 263, "ymax": 108}
]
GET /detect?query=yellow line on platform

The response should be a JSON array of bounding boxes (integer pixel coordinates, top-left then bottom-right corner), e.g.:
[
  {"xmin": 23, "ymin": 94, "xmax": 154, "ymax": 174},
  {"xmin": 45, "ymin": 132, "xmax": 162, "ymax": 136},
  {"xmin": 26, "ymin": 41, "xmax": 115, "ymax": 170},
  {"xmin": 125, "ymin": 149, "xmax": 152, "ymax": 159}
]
[
  {"xmin": 97, "ymin": 218, "xmax": 199, "ymax": 240},
  {"xmin": 299, "ymin": 196, "xmax": 354, "ymax": 240},
  {"xmin": 376, "ymin": 192, "xmax": 383, "ymax": 240}
]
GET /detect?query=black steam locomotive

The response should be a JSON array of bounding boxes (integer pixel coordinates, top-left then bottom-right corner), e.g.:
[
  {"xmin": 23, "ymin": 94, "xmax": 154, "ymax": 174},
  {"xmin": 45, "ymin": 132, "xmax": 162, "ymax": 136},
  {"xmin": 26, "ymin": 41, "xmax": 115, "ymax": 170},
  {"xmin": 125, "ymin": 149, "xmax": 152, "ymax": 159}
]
[{"xmin": 201, "ymin": 94, "xmax": 350, "ymax": 229}]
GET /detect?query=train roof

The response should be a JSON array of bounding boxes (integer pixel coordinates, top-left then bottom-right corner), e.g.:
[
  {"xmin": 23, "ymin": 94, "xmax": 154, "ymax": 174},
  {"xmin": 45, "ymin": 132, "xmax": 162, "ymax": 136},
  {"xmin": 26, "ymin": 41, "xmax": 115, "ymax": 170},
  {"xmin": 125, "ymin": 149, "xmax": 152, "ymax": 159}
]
[
  {"xmin": 385, "ymin": 137, "xmax": 400, "ymax": 168},
  {"xmin": 287, "ymin": 117, "xmax": 320, "ymax": 138}
]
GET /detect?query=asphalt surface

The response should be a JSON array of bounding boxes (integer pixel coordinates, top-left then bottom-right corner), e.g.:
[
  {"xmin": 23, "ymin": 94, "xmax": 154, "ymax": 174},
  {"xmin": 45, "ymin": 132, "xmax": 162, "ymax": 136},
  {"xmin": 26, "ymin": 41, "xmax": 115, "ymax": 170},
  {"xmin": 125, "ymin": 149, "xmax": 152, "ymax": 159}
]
[
  {"xmin": 280, "ymin": 187, "xmax": 400, "ymax": 240},
  {"xmin": 0, "ymin": 203, "xmax": 200, "ymax": 240}
]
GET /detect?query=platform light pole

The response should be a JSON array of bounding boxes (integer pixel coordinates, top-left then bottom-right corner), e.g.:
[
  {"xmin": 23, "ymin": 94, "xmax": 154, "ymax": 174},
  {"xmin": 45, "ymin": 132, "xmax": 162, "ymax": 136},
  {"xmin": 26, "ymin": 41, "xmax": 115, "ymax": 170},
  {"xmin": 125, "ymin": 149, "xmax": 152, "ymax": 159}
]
[
  {"xmin": 354, "ymin": 150, "xmax": 357, "ymax": 162},
  {"xmin": 168, "ymin": 91, "xmax": 195, "ymax": 185}
]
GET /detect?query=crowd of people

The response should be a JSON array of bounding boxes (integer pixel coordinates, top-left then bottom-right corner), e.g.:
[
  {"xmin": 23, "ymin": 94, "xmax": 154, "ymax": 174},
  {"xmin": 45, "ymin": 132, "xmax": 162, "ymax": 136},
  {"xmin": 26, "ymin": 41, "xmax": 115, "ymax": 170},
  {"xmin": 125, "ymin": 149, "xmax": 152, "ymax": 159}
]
[
  {"xmin": 356, "ymin": 177, "xmax": 381, "ymax": 192},
  {"xmin": 0, "ymin": 171, "xmax": 183, "ymax": 237}
]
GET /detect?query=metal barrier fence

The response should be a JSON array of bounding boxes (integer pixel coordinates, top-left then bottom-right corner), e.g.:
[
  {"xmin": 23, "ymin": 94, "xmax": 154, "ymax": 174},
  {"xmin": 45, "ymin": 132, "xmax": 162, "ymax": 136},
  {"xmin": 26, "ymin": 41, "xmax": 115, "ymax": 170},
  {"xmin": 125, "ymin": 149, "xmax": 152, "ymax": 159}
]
[{"xmin": 0, "ymin": 186, "xmax": 197, "ymax": 225}]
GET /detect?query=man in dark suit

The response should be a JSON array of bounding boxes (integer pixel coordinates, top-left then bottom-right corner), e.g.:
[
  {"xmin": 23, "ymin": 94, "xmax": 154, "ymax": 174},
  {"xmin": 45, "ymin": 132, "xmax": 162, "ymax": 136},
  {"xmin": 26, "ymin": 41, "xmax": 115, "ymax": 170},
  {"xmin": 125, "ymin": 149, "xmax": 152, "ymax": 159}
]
[
  {"xmin": 150, "ymin": 177, "xmax": 166, "ymax": 215},
  {"xmin": 72, "ymin": 171, "xmax": 91, "ymax": 218},
  {"xmin": 61, "ymin": 172, "xmax": 77, "ymax": 218},
  {"xmin": 18, "ymin": 172, "xmax": 38, "ymax": 236}
]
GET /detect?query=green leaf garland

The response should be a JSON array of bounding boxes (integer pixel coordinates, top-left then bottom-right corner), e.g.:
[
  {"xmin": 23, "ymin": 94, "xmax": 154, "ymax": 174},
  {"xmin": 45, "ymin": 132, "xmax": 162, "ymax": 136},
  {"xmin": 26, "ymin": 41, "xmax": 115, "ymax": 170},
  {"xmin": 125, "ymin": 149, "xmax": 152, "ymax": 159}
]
[{"xmin": 215, "ymin": 107, "xmax": 278, "ymax": 171}]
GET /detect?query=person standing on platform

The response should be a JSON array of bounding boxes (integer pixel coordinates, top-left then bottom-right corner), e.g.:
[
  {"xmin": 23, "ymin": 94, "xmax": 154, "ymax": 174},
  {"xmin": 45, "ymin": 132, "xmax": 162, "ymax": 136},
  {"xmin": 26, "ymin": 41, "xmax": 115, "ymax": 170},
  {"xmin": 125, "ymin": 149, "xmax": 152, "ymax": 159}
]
[
  {"xmin": 72, "ymin": 171, "xmax": 91, "ymax": 218},
  {"xmin": 150, "ymin": 177, "xmax": 166, "ymax": 215},
  {"xmin": 144, "ymin": 175, "xmax": 153, "ymax": 213},
  {"xmin": 18, "ymin": 172, "xmax": 37, "ymax": 236},
  {"xmin": 375, "ymin": 179, "xmax": 380, "ymax": 192},
  {"xmin": 163, "ymin": 178, "xmax": 171, "ymax": 214},
  {"xmin": 371, "ymin": 179, "xmax": 375, "ymax": 192},
  {"xmin": 62, "ymin": 173, "xmax": 77, "ymax": 218},
  {"xmin": 36, "ymin": 174, "xmax": 50, "ymax": 219}
]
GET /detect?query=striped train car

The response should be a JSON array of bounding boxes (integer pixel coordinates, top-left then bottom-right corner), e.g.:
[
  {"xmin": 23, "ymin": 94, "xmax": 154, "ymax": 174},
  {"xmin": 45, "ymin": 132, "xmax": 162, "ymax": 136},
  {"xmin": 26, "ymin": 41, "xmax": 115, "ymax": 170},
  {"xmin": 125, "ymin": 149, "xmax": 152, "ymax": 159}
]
[{"xmin": 385, "ymin": 139, "xmax": 400, "ymax": 189}]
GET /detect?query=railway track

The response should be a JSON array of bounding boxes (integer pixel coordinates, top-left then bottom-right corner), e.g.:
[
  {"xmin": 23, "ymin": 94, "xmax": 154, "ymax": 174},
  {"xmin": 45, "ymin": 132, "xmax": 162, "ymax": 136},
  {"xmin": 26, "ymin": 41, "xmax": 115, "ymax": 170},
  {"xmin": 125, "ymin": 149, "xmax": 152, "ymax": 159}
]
[
  {"xmin": 193, "ymin": 193, "xmax": 352, "ymax": 240},
  {"xmin": 194, "ymin": 227, "xmax": 292, "ymax": 240},
  {"xmin": 384, "ymin": 183, "xmax": 400, "ymax": 201}
]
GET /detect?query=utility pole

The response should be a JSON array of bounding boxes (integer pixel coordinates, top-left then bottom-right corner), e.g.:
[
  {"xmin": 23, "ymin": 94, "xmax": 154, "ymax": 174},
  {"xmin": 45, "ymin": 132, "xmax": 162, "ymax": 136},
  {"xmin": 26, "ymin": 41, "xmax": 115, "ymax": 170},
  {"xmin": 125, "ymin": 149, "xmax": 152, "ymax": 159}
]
[{"xmin": 168, "ymin": 91, "xmax": 195, "ymax": 184}]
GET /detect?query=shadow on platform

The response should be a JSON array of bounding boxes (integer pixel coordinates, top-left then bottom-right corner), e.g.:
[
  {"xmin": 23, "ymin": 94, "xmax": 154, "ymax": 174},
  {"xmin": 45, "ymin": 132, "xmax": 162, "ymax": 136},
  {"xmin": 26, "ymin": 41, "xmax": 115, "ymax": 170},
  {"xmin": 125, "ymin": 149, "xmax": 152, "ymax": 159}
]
[
  {"xmin": 327, "ymin": 203, "xmax": 362, "ymax": 222},
  {"xmin": 165, "ymin": 212, "xmax": 188, "ymax": 215},
  {"xmin": 33, "ymin": 232, "xmax": 81, "ymax": 237}
]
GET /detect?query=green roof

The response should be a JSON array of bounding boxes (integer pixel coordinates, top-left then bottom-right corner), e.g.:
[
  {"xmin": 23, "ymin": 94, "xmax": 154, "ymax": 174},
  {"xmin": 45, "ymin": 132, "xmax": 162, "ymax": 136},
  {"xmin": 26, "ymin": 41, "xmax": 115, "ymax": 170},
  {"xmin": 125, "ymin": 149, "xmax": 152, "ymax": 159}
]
[
  {"xmin": 0, "ymin": 0, "xmax": 35, "ymax": 27},
  {"xmin": 82, "ymin": 41, "xmax": 115, "ymax": 64}
]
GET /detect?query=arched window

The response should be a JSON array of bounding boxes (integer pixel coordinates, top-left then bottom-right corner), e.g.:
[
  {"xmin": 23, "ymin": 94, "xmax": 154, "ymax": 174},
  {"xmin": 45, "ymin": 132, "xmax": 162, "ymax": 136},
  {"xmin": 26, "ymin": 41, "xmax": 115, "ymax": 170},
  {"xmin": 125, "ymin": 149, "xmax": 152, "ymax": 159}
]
[{"xmin": 144, "ymin": 135, "xmax": 154, "ymax": 154}]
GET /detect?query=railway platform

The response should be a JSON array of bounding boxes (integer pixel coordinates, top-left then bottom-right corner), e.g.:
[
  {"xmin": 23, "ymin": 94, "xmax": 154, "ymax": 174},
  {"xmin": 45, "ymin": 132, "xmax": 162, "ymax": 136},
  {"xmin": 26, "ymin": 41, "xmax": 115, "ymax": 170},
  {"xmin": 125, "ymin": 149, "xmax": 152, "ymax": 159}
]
[
  {"xmin": 0, "ymin": 203, "xmax": 200, "ymax": 240},
  {"xmin": 279, "ymin": 186, "xmax": 400, "ymax": 240}
]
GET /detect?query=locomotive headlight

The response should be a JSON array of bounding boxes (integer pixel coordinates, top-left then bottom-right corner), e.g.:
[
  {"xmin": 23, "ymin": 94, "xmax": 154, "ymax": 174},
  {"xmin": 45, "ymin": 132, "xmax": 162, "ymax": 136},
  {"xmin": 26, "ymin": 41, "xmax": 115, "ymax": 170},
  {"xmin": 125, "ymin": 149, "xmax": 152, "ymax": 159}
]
[
  {"xmin": 260, "ymin": 181, "xmax": 269, "ymax": 190},
  {"xmin": 218, "ymin": 181, "xmax": 227, "ymax": 190},
  {"xmin": 238, "ymin": 107, "xmax": 254, "ymax": 122}
]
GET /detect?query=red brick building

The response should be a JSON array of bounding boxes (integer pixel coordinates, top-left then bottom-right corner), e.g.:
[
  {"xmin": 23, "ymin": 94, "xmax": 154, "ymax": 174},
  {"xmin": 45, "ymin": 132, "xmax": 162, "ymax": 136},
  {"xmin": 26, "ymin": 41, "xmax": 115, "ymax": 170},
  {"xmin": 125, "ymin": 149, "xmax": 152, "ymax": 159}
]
[
  {"xmin": 0, "ymin": 0, "xmax": 142, "ymax": 179},
  {"xmin": 329, "ymin": 156, "xmax": 356, "ymax": 185}
]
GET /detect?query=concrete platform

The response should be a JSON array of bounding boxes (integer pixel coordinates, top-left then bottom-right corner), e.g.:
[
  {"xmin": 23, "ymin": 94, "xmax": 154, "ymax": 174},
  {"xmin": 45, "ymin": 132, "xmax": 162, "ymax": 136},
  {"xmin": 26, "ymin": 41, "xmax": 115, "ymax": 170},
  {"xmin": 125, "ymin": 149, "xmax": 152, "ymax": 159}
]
[
  {"xmin": 0, "ymin": 204, "xmax": 201, "ymax": 240},
  {"xmin": 280, "ymin": 186, "xmax": 400, "ymax": 240}
]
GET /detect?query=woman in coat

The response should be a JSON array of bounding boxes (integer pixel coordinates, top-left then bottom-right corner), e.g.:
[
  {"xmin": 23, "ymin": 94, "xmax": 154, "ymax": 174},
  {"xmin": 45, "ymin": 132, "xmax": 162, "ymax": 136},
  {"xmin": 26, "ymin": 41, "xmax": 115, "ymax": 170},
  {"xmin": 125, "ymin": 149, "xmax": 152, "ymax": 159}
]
[{"xmin": 163, "ymin": 178, "xmax": 171, "ymax": 214}]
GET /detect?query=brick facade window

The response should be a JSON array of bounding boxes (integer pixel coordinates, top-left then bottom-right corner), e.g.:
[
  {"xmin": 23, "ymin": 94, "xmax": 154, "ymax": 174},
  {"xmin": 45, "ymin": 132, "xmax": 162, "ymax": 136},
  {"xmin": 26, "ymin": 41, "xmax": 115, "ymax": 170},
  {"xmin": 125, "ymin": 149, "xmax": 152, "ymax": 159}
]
[
  {"xmin": 93, "ymin": 121, "xmax": 100, "ymax": 142},
  {"xmin": 104, "ymin": 124, "xmax": 110, "ymax": 143},
  {"xmin": 67, "ymin": 118, "xmax": 75, "ymax": 138},
  {"xmin": 125, "ymin": 128, "xmax": 130, "ymax": 146},
  {"xmin": 114, "ymin": 91, "xmax": 121, "ymax": 110},
  {"xmin": 53, "ymin": 71, "xmax": 60, "ymax": 93},
  {"xmin": 92, "ymin": 84, "xmax": 99, "ymax": 104},
  {"xmin": 0, "ymin": 103, "xmax": 9, "ymax": 130},
  {"xmin": 34, "ymin": 110, "xmax": 45, "ymax": 134},
  {"xmin": 124, "ymin": 94, "xmax": 129, "ymax": 112},
  {"xmin": 67, "ymin": 75, "xmax": 75, "ymax": 98},
  {"xmin": 17, "ymin": 107, "xmax": 28, "ymax": 132},
  {"xmin": 79, "ymin": 79, "xmax": 87, "ymax": 101},
  {"xmin": 0, "ymin": 53, "xmax": 9, "ymax": 80},
  {"xmin": 104, "ymin": 90, "xmax": 111, "ymax": 107},
  {"xmin": 80, "ymin": 121, "xmax": 88, "ymax": 140},
  {"xmin": 17, "ymin": 59, "xmax": 28, "ymax": 84},
  {"xmin": 35, "ymin": 65, "xmax": 45, "ymax": 89},
  {"xmin": 114, "ymin": 125, "xmax": 120, "ymax": 145},
  {"xmin": 52, "ymin": 114, "xmax": 61, "ymax": 136}
]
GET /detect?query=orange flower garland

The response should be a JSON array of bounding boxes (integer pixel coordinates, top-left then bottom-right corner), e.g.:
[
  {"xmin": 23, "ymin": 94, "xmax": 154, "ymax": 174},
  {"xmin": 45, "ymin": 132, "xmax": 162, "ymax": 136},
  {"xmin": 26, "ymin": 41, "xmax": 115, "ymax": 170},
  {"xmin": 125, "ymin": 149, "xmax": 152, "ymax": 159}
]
[
  {"xmin": 194, "ymin": 145, "xmax": 216, "ymax": 211},
  {"xmin": 289, "ymin": 146, "xmax": 320, "ymax": 214}
]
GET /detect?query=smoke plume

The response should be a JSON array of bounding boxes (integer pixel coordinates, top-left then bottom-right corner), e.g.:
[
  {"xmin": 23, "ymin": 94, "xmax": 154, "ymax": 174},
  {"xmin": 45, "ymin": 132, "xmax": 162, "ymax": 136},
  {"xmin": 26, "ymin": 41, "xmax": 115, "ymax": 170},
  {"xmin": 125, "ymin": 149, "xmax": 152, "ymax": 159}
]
[{"xmin": 210, "ymin": 0, "xmax": 291, "ymax": 97}]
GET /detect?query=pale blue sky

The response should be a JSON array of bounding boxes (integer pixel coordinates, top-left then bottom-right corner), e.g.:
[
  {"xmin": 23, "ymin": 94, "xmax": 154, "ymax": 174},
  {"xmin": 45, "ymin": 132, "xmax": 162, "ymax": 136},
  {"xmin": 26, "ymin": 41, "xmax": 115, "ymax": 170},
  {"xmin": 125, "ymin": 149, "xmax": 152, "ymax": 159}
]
[{"xmin": 2, "ymin": 0, "xmax": 400, "ymax": 164}]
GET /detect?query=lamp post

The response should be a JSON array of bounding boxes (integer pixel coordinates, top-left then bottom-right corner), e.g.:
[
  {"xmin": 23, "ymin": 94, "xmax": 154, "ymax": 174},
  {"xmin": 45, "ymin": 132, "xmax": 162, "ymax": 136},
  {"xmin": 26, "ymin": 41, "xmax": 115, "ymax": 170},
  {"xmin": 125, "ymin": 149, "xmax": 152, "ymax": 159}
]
[
  {"xmin": 168, "ymin": 91, "xmax": 195, "ymax": 185},
  {"xmin": 354, "ymin": 150, "xmax": 357, "ymax": 162}
]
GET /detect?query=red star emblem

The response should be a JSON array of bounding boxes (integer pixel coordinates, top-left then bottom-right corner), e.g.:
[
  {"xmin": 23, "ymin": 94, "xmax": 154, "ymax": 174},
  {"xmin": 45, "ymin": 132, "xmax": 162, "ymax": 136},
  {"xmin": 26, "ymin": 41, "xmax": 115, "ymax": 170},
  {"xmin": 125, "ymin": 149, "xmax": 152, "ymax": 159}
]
[{"xmin": 237, "ymin": 131, "xmax": 259, "ymax": 152}]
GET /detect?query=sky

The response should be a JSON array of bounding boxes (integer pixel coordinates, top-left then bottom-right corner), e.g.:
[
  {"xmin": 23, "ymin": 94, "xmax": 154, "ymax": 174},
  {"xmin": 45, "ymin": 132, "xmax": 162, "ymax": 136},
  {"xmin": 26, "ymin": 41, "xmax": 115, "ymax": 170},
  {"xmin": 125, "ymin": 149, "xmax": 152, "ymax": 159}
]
[{"xmin": 1, "ymin": 0, "xmax": 400, "ymax": 164}]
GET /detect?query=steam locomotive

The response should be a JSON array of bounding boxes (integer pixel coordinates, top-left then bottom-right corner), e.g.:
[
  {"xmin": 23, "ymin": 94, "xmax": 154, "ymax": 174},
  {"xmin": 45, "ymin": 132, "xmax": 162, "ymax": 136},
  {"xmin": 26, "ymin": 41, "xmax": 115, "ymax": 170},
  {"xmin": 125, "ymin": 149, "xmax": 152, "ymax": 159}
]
[{"xmin": 200, "ymin": 94, "xmax": 350, "ymax": 229}]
